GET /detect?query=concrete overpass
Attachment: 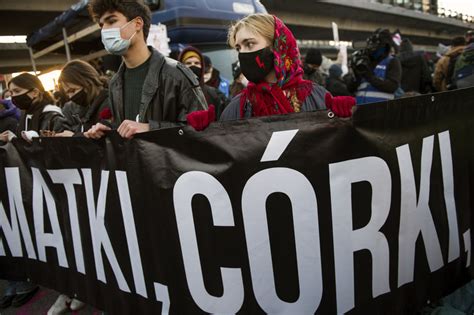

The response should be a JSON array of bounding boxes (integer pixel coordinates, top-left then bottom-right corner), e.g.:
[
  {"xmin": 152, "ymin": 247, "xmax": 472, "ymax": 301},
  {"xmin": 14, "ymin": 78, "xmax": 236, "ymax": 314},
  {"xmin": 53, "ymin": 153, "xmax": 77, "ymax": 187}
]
[
  {"xmin": 261, "ymin": 0, "xmax": 473, "ymax": 52},
  {"xmin": 0, "ymin": 0, "xmax": 86, "ymax": 74},
  {"xmin": 0, "ymin": 0, "xmax": 78, "ymax": 36}
]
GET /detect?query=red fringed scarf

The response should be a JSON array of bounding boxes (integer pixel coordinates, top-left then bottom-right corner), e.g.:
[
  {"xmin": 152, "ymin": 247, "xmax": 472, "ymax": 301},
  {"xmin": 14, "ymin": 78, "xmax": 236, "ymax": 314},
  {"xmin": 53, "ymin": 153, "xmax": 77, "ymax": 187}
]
[{"xmin": 240, "ymin": 16, "xmax": 314, "ymax": 118}]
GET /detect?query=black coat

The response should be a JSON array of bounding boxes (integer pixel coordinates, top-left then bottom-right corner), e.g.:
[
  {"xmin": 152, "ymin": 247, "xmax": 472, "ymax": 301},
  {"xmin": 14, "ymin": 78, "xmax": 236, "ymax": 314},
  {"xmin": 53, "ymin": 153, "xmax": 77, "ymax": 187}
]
[
  {"xmin": 399, "ymin": 52, "xmax": 431, "ymax": 93},
  {"xmin": 18, "ymin": 105, "xmax": 66, "ymax": 134},
  {"xmin": 0, "ymin": 116, "xmax": 18, "ymax": 133},
  {"xmin": 63, "ymin": 89, "xmax": 109, "ymax": 133},
  {"xmin": 109, "ymin": 47, "xmax": 207, "ymax": 129},
  {"xmin": 203, "ymin": 85, "xmax": 228, "ymax": 119},
  {"xmin": 326, "ymin": 77, "xmax": 351, "ymax": 96}
]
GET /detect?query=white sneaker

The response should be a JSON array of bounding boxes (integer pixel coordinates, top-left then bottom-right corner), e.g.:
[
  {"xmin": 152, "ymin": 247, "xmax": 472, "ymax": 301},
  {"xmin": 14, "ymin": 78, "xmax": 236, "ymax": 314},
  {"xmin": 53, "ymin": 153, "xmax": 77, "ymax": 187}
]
[
  {"xmin": 47, "ymin": 294, "xmax": 71, "ymax": 315},
  {"xmin": 70, "ymin": 298, "xmax": 86, "ymax": 311}
]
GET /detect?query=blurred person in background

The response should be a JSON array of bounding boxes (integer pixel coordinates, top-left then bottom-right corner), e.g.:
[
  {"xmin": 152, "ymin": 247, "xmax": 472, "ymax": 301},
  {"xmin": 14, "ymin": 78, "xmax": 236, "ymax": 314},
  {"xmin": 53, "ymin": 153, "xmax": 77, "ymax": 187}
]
[
  {"xmin": 203, "ymin": 55, "xmax": 230, "ymax": 98},
  {"xmin": 326, "ymin": 64, "xmax": 351, "ymax": 96},
  {"xmin": 179, "ymin": 46, "xmax": 228, "ymax": 119},
  {"xmin": 433, "ymin": 36, "xmax": 466, "ymax": 91},
  {"xmin": 398, "ymin": 38, "xmax": 432, "ymax": 94},
  {"xmin": 303, "ymin": 48, "xmax": 327, "ymax": 87},
  {"xmin": 348, "ymin": 28, "xmax": 402, "ymax": 105},
  {"xmin": 452, "ymin": 30, "xmax": 474, "ymax": 89}
]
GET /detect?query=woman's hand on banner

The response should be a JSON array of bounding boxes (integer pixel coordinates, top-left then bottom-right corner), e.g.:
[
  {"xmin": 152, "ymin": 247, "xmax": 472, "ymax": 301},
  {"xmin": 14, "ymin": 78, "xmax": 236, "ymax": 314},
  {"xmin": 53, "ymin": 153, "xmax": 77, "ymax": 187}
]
[
  {"xmin": 325, "ymin": 93, "xmax": 355, "ymax": 118},
  {"xmin": 84, "ymin": 123, "xmax": 111, "ymax": 139},
  {"xmin": 117, "ymin": 120, "xmax": 150, "ymax": 139}
]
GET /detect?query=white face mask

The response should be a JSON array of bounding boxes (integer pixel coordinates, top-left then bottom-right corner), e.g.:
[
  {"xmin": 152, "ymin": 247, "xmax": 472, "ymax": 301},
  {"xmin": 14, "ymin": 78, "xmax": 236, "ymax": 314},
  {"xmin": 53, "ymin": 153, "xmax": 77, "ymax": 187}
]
[{"xmin": 101, "ymin": 19, "xmax": 137, "ymax": 56}]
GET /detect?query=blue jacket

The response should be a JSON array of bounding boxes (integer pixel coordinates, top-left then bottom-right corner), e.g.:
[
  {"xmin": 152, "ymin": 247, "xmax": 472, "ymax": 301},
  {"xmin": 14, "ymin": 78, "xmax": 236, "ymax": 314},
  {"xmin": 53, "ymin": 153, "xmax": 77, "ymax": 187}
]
[{"xmin": 356, "ymin": 56, "xmax": 396, "ymax": 105}]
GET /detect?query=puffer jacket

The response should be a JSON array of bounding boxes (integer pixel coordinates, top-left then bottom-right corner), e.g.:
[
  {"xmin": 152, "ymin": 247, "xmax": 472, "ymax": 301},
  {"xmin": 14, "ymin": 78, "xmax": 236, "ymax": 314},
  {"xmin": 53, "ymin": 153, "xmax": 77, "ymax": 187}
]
[{"xmin": 433, "ymin": 46, "xmax": 465, "ymax": 92}]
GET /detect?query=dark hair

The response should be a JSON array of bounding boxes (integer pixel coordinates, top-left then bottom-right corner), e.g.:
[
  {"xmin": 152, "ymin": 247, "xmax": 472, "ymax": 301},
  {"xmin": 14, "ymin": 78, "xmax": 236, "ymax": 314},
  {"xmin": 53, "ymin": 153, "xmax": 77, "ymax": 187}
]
[
  {"xmin": 59, "ymin": 60, "xmax": 108, "ymax": 104},
  {"xmin": 88, "ymin": 0, "xmax": 151, "ymax": 41},
  {"xmin": 9, "ymin": 73, "xmax": 54, "ymax": 107},
  {"xmin": 452, "ymin": 36, "xmax": 466, "ymax": 47}
]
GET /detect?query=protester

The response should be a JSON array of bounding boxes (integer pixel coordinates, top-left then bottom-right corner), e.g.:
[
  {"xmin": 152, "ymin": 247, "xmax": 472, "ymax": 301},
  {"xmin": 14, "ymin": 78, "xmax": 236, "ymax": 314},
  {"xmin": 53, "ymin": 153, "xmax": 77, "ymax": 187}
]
[
  {"xmin": 212, "ymin": 13, "xmax": 354, "ymax": 122},
  {"xmin": 58, "ymin": 59, "xmax": 110, "ymax": 136},
  {"xmin": 326, "ymin": 64, "xmax": 351, "ymax": 96},
  {"xmin": 85, "ymin": 0, "xmax": 207, "ymax": 140},
  {"xmin": 179, "ymin": 47, "xmax": 228, "ymax": 119},
  {"xmin": 203, "ymin": 55, "xmax": 230, "ymax": 98},
  {"xmin": 0, "ymin": 73, "xmax": 66, "ymax": 143},
  {"xmin": 303, "ymin": 48, "xmax": 327, "ymax": 87},
  {"xmin": 398, "ymin": 38, "xmax": 432, "ymax": 94},
  {"xmin": 348, "ymin": 28, "xmax": 402, "ymax": 105},
  {"xmin": 0, "ymin": 73, "xmax": 68, "ymax": 309},
  {"xmin": 433, "ymin": 36, "xmax": 466, "ymax": 91},
  {"xmin": 229, "ymin": 60, "xmax": 248, "ymax": 98},
  {"xmin": 452, "ymin": 30, "xmax": 474, "ymax": 89}
]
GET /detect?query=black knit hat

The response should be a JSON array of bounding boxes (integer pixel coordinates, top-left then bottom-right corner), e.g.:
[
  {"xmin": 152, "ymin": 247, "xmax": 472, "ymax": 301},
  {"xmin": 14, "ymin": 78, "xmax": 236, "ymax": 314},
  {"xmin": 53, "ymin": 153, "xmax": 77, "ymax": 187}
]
[{"xmin": 305, "ymin": 49, "xmax": 322, "ymax": 66}]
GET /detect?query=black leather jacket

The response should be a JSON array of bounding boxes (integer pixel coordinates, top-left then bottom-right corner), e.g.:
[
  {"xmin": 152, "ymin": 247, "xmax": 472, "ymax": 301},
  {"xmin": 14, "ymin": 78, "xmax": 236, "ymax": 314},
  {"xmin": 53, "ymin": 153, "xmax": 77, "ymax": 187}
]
[
  {"xmin": 109, "ymin": 47, "xmax": 207, "ymax": 129},
  {"xmin": 18, "ymin": 104, "xmax": 66, "ymax": 133}
]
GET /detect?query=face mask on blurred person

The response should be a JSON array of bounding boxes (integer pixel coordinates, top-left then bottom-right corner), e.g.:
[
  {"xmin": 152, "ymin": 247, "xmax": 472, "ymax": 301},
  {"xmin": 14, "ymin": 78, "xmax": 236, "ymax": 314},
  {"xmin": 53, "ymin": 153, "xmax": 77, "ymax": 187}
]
[
  {"xmin": 238, "ymin": 47, "xmax": 274, "ymax": 83},
  {"xmin": 303, "ymin": 64, "xmax": 316, "ymax": 75},
  {"xmin": 189, "ymin": 66, "xmax": 202, "ymax": 81},
  {"xmin": 70, "ymin": 89, "xmax": 88, "ymax": 106},
  {"xmin": 370, "ymin": 47, "xmax": 386, "ymax": 61},
  {"xmin": 12, "ymin": 90, "xmax": 33, "ymax": 110},
  {"xmin": 101, "ymin": 19, "xmax": 137, "ymax": 56}
]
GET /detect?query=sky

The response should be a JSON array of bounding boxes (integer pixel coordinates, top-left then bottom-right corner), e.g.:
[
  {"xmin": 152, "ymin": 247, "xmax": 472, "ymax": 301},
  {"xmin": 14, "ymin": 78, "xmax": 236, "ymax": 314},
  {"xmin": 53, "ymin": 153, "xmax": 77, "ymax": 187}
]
[{"xmin": 438, "ymin": 0, "xmax": 474, "ymax": 16}]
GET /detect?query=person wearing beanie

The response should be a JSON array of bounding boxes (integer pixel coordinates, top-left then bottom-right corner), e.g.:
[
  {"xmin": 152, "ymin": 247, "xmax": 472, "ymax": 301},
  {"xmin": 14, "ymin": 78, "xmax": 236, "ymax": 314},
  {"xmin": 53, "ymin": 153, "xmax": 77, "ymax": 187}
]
[
  {"xmin": 303, "ymin": 48, "xmax": 327, "ymax": 87},
  {"xmin": 179, "ymin": 46, "xmax": 228, "ymax": 119},
  {"xmin": 203, "ymin": 55, "xmax": 230, "ymax": 98},
  {"xmin": 326, "ymin": 64, "xmax": 351, "ymax": 96},
  {"xmin": 398, "ymin": 38, "xmax": 432, "ymax": 94},
  {"xmin": 433, "ymin": 36, "xmax": 466, "ymax": 91}
]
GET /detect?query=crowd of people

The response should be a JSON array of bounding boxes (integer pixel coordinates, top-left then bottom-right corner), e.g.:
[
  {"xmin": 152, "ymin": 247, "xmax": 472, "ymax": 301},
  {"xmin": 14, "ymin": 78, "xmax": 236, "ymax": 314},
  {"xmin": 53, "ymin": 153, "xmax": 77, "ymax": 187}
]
[{"xmin": 0, "ymin": 0, "xmax": 473, "ymax": 313}]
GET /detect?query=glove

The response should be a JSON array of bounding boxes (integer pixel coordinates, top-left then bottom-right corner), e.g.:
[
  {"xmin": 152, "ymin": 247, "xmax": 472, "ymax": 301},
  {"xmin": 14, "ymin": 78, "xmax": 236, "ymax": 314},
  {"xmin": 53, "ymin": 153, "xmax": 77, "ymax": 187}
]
[
  {"xmin": 325, "ymin": 93, "xmax": 355, "ymax": 118},
  {"xmin": 0, "ymin": 98, "xmax": 21, "ymax": 120},
  {"xmin": 186, "ymin": 105, "xmax": 216, "ymax": 131}
]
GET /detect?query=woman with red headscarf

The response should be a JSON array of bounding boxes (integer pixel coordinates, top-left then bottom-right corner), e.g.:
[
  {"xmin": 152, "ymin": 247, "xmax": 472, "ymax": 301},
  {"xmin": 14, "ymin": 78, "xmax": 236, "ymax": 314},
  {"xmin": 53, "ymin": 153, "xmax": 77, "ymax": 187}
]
[
  {"xmin": 186, "ymin": 13, "xmax": 353, "ymax": 129},
  {"xmin": 219, "ymin": 13, "xmax": 353, "ymax": 121}
]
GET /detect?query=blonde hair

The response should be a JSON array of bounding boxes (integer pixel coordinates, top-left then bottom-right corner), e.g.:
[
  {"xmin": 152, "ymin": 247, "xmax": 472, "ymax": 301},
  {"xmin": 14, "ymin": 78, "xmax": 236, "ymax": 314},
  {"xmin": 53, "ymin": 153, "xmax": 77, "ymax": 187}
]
[
  {"xmin": 59, "ymin": 60, "xmax": 108, "ymax": 105},
  {"xmin": 228, "ymin": 13, "xmax": 275, "ymax": 48}
]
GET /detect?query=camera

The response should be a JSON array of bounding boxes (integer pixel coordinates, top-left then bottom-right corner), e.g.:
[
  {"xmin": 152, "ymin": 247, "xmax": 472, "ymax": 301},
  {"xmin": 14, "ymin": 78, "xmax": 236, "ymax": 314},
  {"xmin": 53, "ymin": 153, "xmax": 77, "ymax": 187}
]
[{"xmin": 350, "ymin": 49, "xmax": 370, "ymax": 74}]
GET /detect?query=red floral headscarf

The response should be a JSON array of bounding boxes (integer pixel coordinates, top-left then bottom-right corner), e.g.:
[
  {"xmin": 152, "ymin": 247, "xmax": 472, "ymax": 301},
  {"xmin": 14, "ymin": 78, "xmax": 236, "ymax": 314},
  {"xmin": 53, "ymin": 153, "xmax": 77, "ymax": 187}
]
[{"xmin": 239, "ymin": 15, "xmax": 314, "ymax": 118}]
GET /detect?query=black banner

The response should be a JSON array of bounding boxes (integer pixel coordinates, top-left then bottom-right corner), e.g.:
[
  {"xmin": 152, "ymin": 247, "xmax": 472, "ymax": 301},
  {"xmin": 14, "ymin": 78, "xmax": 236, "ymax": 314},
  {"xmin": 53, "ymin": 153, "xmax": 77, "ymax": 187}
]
[{"xmin": 1, "ymin": 88, "xmax": 473, "ymax": 314}]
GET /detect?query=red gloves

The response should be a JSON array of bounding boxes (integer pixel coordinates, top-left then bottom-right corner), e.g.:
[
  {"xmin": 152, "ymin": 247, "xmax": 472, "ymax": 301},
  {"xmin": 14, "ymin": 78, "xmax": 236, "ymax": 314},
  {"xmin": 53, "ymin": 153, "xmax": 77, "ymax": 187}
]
[
  {"xmin": 187, "ymin": 105, "xmax": 216, "ymax": 131},
  {"xmin": 325, "ymin": 93, "xmax": 355, "ymax": 118}
]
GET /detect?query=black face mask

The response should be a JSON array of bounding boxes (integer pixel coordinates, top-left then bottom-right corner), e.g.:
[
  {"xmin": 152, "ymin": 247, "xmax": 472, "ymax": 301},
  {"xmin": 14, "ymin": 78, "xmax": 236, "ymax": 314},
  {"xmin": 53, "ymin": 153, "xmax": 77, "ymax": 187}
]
[
  {"xmin": 304, "ymin": 64, "xmax": 316, "ymax": 75},
  {"xmin": 238, "ymin": 47, "xmax": 274, "ymax": 83},
  {"xmin": 12, "ymin": 90, "xmax": 33, "ymax": 110},
  {"xmin": 70, "ymin": 89, "xmax": 88, "ymax": 106},
  {"xmin": 189, "ymin": 66, "xmax": 202, "ymax": 81}
]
